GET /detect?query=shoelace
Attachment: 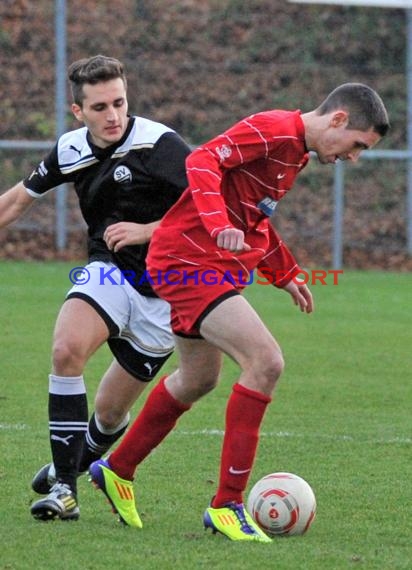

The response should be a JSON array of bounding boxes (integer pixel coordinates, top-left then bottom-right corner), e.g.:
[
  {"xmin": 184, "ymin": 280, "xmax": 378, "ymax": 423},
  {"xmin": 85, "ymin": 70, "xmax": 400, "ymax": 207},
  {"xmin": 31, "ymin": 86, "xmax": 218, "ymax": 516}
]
[
  {"xmin": 229, "ymin": 503, "xmax": 259, "ymax": 536},
  {"xmin": 49, "ymin": 482, "xmax": 72, "ymax": 495}
]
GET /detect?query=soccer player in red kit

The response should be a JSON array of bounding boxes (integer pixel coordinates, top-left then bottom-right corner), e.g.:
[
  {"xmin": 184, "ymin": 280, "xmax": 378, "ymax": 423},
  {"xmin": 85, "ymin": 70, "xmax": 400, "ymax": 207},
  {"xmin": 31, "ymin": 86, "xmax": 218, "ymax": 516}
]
[{"xmin": 90, "ymin": 83, "xmax": 389, "ymax": 541}]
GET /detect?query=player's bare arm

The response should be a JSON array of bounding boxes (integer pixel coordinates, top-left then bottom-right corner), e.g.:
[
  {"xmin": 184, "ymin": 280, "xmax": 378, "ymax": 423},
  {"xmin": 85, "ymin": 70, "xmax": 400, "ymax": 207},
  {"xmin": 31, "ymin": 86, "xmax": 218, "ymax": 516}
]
[
  {"xmin": 0, "ymin": 182, "xmax": 35, "ymax": 228},
  {"xmin": 103, "ymin": 220, "xmax": 161, "ymax": 252},
  {"xmin": 282, "ymin": 279, "xmax": 314, "ymax": 314}
]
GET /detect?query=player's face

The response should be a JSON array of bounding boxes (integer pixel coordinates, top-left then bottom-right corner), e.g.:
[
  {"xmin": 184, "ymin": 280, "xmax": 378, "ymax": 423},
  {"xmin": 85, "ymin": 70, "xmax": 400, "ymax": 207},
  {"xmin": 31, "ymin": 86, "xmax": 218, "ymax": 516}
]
[
  {"xmin": 317, "ymin": 127, "xmax": 381, "ymax": 165},
  {"xmin": 71, "ymin": 78, "xmax": 129, "ymax": 148},
  {"xmin": 316, "ymin": 113, "xmax": 381, "ymax": 165}
]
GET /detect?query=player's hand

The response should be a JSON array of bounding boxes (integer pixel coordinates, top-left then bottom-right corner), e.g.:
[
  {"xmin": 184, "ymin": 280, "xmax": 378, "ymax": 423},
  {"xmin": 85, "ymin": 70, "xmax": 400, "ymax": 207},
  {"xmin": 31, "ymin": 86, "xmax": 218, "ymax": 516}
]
[
  {"xmin": 283, "ymin": 278, "xmax": 314, "ymax": 314},
  {"xmin": 104, "ymin": 221, "xmax": 159, "ymax": 252},
  {"xmin": 216, "ymin": 228, "xmax": 251, "ymax": 252}
]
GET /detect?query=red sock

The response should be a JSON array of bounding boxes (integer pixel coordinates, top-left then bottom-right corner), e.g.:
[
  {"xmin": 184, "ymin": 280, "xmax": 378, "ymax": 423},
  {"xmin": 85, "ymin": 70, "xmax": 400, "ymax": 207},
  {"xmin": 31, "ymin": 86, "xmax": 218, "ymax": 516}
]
[
  {"xmin": 212, "ymin": 383, "xmax": 271, "ymax": 508},
  {"xmin": 108, "ymin": 376, "xmax": 191, "ymax": 480}
]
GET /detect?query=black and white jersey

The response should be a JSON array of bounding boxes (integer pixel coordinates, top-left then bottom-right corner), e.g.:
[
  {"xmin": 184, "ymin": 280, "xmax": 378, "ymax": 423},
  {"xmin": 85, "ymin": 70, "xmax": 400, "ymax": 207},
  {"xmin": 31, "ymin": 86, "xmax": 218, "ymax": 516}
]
[{"xmin": 23, "ymin": 116, "xmax": 191, "ymax": 296}]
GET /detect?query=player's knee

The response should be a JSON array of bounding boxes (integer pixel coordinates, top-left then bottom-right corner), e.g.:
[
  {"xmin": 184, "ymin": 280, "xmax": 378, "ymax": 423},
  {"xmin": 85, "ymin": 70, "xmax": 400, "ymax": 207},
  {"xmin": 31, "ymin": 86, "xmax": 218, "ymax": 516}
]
[
  {"xmin": 195, "ymin": 374, "xmax": 219, "ymax": 396},
  {"xmin": 168, "ymin": 368, "xmax": 219, "ymax": 402},
  {"xmin": 52, "ymin": 338, "xmax": 86, "ymax": 374},
  {"xmin": 268, "ymin": 350, "xmax": 285, "ymax": 381},
  {"xmin": 95, "ymin": 407, "xmax": 126, "ymax": 431},
  {"xmin": 255, "ymin": 347, "xmax": 285, "ymax": 384},
  {"xmin": 182, "ymin": 374, "xmax": 219, "ymax": 400}
]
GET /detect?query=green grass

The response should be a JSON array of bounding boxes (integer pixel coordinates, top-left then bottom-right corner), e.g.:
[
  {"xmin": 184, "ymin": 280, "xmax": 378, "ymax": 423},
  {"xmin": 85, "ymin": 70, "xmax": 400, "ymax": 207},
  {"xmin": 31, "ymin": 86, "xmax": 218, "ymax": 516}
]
[{"xmin": 0, "ymin": 262, "xmax": 411, "ymax": 569}]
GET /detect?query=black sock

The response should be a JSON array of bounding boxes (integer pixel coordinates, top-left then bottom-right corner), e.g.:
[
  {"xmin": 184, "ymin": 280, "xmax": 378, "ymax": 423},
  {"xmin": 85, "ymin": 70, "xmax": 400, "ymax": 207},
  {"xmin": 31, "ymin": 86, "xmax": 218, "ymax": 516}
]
[
  {"xmin": 48, "ymin": 375, "xmax": 88, "ymax": 494},
  {"xmin": 78, "ymin": 411, "xmax": 129, "ymax": 473}
]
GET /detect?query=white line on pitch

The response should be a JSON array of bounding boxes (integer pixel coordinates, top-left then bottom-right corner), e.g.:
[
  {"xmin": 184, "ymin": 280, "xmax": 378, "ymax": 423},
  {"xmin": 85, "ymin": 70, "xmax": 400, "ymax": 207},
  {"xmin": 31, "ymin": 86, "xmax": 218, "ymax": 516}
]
[
  {"xmin": 2, "ymin": 424, "xmax": 411, "ymax": 445},
  {"xmin": 0, "ymin": 423, "xmax": 27, "ymax": 430},
  {"xmin": 173, "ymin": 429, "xmax": 412, "ymax": 444}
]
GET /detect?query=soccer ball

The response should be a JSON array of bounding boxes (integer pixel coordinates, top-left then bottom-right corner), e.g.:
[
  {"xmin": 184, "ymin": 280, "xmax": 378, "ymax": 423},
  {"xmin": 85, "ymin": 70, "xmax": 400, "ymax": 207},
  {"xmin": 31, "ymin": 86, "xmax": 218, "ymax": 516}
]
[{"xmin": 247, "ymin": 472, "xmax": 316, "ymax": 537}]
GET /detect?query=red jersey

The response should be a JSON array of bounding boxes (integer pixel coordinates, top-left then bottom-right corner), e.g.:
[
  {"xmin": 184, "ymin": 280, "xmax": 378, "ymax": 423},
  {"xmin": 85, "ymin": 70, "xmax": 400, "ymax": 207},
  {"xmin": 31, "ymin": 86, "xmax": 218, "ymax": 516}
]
[{"xmin": 149, "ymin": 110, "xmax": 309, "ymax": 288}]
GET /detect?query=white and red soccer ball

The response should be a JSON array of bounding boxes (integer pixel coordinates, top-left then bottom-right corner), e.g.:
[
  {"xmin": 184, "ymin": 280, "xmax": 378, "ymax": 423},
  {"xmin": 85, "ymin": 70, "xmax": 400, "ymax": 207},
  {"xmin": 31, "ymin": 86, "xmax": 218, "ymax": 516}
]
[{"xmin": 247, "ymin": 472, "xmax": 316, "ymax": 537}]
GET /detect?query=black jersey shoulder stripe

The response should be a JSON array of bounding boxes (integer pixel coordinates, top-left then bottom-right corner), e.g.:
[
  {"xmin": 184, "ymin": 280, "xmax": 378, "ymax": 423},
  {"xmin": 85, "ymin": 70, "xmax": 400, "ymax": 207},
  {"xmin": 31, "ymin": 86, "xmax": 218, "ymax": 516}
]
[
  {"xmin": 61, "ymin": 157, "xmax": 100, "ymax": 174},
  {"xmin": 111, "ymin": 143, "xmax": 155, "ymax": 159}
]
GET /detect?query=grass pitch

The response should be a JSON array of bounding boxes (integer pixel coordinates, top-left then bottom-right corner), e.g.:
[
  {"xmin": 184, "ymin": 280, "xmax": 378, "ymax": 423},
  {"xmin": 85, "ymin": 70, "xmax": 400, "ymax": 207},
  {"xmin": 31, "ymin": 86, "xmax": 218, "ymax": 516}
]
[{"xmin": 0, "ymin": 261, "xmax": 411, "ymax": 570}]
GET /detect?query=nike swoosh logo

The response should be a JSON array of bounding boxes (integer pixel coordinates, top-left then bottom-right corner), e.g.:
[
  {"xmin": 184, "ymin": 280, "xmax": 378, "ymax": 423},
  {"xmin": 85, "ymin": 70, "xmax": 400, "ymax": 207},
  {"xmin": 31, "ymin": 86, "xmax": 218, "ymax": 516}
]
[
  {"xmin": 277, "ymin": 173, "xmax": 286, "ymax": 179},
  {"xmin": 229, "ymin": 466, "xmax": 251, "ymax": 475}
]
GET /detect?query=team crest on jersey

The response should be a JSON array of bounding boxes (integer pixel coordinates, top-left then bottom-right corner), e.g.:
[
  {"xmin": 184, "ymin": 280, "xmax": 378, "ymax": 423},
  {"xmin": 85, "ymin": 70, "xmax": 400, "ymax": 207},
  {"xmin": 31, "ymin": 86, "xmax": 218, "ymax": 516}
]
[
  {"xmin": 215, "ymin": 144, "xmax": 232, "ymax": 162},
  {"xmin": 114, "ymin": 165, "xmax": 132, "ymax": 183},
  {"xmin": 257, "ymin": 196, "xmax": 278, "ymax": 216}
]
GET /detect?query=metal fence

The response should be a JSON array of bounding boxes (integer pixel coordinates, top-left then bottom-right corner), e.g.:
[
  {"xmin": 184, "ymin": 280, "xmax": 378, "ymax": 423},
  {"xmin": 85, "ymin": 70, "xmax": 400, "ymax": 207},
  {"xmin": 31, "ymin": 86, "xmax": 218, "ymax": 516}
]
[{"xmin": 333, "ymin": 149, "xmax": 412, "ymax": 267}]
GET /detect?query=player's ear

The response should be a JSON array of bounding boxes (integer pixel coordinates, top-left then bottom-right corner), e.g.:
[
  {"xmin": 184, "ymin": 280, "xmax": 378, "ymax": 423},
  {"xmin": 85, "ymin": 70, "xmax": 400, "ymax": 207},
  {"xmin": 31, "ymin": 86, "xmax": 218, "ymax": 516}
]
[
  {"xmin": 71, "ymin": 103, "xmax": 83, "ymax": 122},
  {"xmin": 330, "ymin": 110, "xmax": 348, "ymax": 128}
]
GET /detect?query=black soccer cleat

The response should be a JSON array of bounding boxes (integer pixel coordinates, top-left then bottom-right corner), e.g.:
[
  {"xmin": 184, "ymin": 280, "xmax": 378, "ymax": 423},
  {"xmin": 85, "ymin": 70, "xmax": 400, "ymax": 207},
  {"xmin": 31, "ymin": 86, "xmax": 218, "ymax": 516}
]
[{"xmin": 31, "ymin": 463, "xmax": 56, "ymax": 495}]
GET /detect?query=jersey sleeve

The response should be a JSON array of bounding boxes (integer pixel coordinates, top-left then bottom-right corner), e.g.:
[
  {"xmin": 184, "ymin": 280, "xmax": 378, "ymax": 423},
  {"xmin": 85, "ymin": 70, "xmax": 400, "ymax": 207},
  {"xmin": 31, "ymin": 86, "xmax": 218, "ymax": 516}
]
[
  {"xmin": 257, "ymin": 223, "xmax": 301, "ymax": 287},
  {"xmin": 23, "ymin": 144, "xmax": 66, "ymax": 197},
  {"xmin": 145, "ymin": 131, "xmax": 192, "ymax": 191},
  {"xmin": 185, "ymin": 112, "xmax": 289, "ymax": 238}
]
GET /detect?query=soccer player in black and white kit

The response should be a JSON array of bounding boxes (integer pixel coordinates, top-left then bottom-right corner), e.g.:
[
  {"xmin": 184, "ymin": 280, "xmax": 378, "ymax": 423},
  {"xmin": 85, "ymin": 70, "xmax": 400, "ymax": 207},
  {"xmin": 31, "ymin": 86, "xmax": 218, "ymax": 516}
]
[{"xmin": 0, "ymin": 55, "xmax": 191, "ymax": 521}]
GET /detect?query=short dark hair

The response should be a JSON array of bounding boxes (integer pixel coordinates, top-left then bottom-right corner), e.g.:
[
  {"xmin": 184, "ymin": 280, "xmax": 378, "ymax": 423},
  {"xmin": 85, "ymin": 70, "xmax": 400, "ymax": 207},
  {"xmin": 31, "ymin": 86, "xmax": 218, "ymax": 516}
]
[
  {"xmin": 317, "ymin": 83, "xmax": 390, "ymax": 137},
  {"xmin": 68, "ymin": 55, "xmax": 127, "ymax": 106}
]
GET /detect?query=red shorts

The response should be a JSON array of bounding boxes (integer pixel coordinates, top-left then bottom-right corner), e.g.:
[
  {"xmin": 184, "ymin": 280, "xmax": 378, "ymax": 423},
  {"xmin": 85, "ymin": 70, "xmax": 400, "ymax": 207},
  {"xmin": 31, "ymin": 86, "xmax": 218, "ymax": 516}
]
[
  {"xmin": 147, "ymin": 260, "xmax": 243, "ymax": 337},
  {"xmin": 147, "ymin": 219, "xmax": 267, "ymax": 337}
]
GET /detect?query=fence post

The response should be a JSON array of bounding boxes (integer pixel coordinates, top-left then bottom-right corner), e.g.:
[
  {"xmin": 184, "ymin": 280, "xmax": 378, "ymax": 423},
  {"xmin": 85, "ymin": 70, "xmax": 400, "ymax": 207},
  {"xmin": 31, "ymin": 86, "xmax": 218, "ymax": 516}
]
[
  {"xmin": 55, "ymin": 0, "xmax": 67, "ymax": 251},
  {"xmin": 407, "ymin": 9, "xmax": 412, "ymax": 254},
  {"xmin": 333, "ymin": 161, "xmax": 344, "ymax": 269}
]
